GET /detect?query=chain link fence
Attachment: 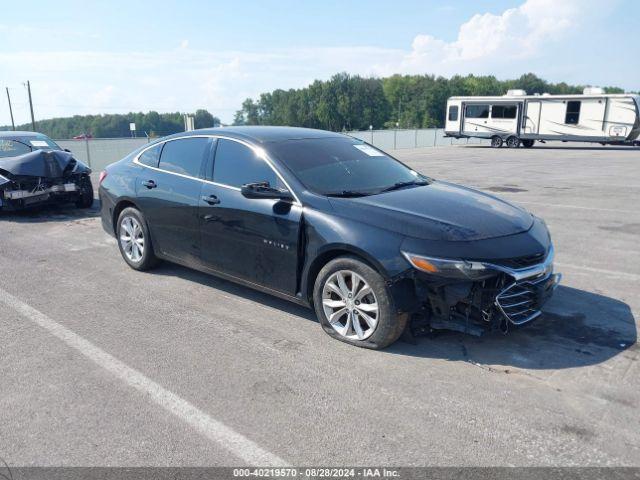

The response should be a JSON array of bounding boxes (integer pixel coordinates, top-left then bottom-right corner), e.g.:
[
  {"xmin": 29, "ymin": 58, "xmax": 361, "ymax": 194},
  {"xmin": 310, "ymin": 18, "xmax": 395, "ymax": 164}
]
[{"xmin": 54, "ymin": 128, "xmax": 487, "ymax": 172}]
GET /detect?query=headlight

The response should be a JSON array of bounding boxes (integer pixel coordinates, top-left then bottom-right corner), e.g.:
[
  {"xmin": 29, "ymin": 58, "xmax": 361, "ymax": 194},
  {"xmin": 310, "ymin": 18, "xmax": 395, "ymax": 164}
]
[{"xmin": 401, "ymin": 252, "xmax": 496, "ymax": 280}]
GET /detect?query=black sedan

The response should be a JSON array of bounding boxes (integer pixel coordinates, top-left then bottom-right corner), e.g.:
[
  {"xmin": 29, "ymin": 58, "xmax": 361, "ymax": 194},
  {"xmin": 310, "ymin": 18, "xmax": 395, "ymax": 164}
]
[{"xmin": 99, "ymin": 127, "xmax": 561, "ymax": 349}]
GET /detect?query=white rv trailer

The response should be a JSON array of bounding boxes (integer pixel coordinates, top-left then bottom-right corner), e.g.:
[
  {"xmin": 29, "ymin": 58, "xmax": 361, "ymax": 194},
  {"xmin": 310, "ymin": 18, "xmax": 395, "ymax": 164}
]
[{"xmin": 444, "ymin": 88, "xmax": 640, "ymax": 147}]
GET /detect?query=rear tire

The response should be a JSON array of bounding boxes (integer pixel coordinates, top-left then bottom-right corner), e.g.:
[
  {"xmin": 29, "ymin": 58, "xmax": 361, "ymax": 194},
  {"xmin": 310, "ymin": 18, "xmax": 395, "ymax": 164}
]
[
  {"xmin": 116, "ymin": 207, "xmax": 160, "ymax": 271},
  {"xmin": 521, "ymin": 139, "xmax": 534, "ymax": 148},
  {"xmin": 506, "ymin": 136, "xmax": 521, "ymax": 148},
  {"xmin": 491, "ymin": 136, "xmax": 503, "ymax": 148},
  {"xmin": 75, "ymin": 175, "xmax": 94, "ymax": 208},
  {"xmin": 313, "ymin": 256, "xmax": 407, "ymax": 349}
]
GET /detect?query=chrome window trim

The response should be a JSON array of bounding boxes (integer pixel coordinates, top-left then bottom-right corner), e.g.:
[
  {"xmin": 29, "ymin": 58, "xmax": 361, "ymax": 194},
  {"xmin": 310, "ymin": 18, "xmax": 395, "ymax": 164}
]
[{"xmin": 132, "ymin": 134, "xmax": 302, "ymax": 206}]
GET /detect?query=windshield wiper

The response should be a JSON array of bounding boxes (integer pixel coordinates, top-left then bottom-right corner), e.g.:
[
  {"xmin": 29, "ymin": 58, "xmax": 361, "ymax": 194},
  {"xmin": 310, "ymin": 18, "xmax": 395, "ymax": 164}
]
[
  {"xmin": 379, "ymin": 179, "xmax": 430, "ymax": 193},
  {"xmin": 325, "ymin": 190, "xmax": 372, "ymax": 198}
]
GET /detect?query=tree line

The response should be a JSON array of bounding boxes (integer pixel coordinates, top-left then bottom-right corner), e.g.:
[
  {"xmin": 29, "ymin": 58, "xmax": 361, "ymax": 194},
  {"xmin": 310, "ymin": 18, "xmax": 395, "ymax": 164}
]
[
  {"xmin": 1, "ymin": 109, "xmax": 220, "ymax": 139},
  {"xmin": 233, "ymin": 72, "xmax": 626, "ymax": 131},
  {"xmin": 1, "ymin": 73, "xmax": 628, "ymax": 137}
]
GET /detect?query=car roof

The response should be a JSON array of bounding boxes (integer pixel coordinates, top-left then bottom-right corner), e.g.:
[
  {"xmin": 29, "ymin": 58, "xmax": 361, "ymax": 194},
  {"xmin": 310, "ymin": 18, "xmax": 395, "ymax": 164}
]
[
  {"xmin": 0, "ymin": 130, "xmax": 50, "ymax": 140},
  {"xmin": 170, "ymin": 126, "xmax": 345, "ymax": 144}
]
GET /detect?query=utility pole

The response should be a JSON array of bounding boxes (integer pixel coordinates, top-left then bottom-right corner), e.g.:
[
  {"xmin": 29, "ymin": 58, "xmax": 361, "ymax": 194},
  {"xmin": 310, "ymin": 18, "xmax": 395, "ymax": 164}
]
[
  {"xmin": 5, "ymin": 87, "xmax": 15, "ymax": 131},
  {"xmin": 25, "ymin": 80, "xmax": 36, "ymax": 131}
]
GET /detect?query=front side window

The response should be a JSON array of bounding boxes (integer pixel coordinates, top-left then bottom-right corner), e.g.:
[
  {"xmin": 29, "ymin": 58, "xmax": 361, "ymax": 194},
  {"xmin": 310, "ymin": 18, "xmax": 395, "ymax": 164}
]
[
  {"xmin": 565, "ymin": 101, "xmax": 581, "ymax": 125},
  {"xmin": 158, "ymin": 137, "xmax": 210, "ymax": 178},
  {"xmin": 138, "ymin": 144, "xmax": 162, "ymax": 167},
  {"xmin": 0, "ymin": 139, "xmax": 31, "ymax": 158},
  {"xmin": 269, "ymin": 137, "xmax": 424, "ymax": 196},
  {"xmin": 492, "ymin": 105, "xmax": 517, "ymax": 119},
  {"xmin": 448, "ymin": 106, "xmax": 459, "ymax": 121},
  {"xmin": 213, "ymin": 139, "xmax": 281, "ymax": 188},
  {"xmin": 465, "ymin": 104, "xmax": 490, "ymax": 119}
]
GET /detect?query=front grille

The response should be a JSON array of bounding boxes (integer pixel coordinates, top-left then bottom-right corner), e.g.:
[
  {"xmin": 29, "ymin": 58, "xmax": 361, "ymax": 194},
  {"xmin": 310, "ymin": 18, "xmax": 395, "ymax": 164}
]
[
  {"xmin": 495, "ymin": 276, "xmax": 548, "ymax": 325},
  {"xmin": 496, "ymin": 253, "xmax": 546, "ymax": 269}
]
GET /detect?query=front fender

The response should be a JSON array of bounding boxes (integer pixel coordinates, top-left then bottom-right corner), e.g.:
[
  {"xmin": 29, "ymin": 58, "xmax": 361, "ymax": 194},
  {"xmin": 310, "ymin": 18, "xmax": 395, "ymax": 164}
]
[{"xmin": 299, "ymin": 207, "xmax": 409, "ymax": 303}]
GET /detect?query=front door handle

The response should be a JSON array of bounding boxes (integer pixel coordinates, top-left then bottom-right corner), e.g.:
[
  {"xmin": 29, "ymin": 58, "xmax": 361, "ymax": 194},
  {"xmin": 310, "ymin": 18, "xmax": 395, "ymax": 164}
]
[
  {"xmin": 142, "ymin": 180, "xmax": 157, "ymax": 189},
  {"xmin": 201, "ymin": 194, "xmax": 221, "ymax": 205}
]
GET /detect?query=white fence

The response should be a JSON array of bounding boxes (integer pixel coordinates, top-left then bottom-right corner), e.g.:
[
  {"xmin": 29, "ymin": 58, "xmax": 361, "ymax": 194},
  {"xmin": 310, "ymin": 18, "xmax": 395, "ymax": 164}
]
[
  {"xmin": 346, "ymin": 128, "xmax": 488, "ymax": 151},
  {"xmin": 55, "ymin": 128, "xmax": 486, "ymax": 172},
  {"xmin": 55, "ymin": 138, "xmax": 149, "ymax": 172}
]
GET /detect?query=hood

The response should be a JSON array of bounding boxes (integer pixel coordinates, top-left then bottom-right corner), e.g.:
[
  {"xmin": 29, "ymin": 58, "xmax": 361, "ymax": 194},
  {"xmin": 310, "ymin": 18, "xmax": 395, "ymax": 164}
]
[
  {"xmin": 0, "ymin": 150, "xmax": 91, "ymax": 178},
  {"xmin": 328, "ymin": 181, "xmax": 533, "ymax": 241}
]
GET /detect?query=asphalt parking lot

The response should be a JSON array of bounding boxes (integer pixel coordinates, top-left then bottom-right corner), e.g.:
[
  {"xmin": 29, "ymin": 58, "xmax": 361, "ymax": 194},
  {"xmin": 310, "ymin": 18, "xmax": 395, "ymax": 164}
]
[{"xmin": 1, "ymin": 144, "xmax": 638, "ymax": 467}]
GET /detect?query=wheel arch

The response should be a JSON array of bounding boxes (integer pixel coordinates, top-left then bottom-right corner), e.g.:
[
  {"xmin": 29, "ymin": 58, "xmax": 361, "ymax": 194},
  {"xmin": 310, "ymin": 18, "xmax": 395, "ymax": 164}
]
[
  {"xmin": 303, "ymin": 244, "xmax": 390, "ymax": 305},
  {"xmin": 112, "ymin": 198, "xmax": 141, "ymax": 234}
]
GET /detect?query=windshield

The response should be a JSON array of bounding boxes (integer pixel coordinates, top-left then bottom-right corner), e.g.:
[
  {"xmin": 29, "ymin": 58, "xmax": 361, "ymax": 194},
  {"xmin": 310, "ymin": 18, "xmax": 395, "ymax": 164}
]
[
  {"xmin": 269, "ymin": 137, "xmax": 427, "ymax": 196},
  {"xmin": 0, "ymin": 135, "xmax": 61, "ymax": 158}
]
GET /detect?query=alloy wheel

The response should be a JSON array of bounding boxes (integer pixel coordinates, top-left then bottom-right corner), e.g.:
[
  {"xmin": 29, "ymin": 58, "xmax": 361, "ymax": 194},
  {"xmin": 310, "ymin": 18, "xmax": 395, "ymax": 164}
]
[
  {"xmin": 120, "ymin": 216, "xmax": 145, "ymax": 263},
  {"xmin": 321, "ymin": 270, "xmax": 379, "ymax": 340}
]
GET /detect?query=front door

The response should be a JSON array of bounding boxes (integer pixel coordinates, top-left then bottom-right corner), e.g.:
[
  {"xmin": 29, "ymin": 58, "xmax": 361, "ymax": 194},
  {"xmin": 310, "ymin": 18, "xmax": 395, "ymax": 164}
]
[
  {"xmin": 136, "ymin": 136, "xmax": 212, "ymax": 265},
  {"xmin": 199, "ymin": 138, "xmax": 301, "ymax": 295}
]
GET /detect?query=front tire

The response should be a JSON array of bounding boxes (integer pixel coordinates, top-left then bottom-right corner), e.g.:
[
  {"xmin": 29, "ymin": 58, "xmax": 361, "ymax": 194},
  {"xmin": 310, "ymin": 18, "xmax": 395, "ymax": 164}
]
[
  {"xmin": 75, "ymin": 175, "xmax": 94, "ymax": 208},
  {"xmin": 491, "ymin": 136, "xmax": 503, "ymax": 148},
  {"xmin": 521, "ymin": 139, "xmax": 534, "ymax": 148},
  {"xmin": 116, "ymin": 207, "xmax": 159, "ymax": 271},
  {"xmin": 313, "ymin": 256, "xmax": 407, "ymax": 349}
]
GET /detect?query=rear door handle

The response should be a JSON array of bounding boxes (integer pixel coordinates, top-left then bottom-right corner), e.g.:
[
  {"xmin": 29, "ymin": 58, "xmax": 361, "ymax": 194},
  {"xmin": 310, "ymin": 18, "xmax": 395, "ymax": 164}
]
[
  {"xmin": 142, "ymin": 180, "xmax": 157, "ymax": 189},
  {"xmin": 201, "ymin": 194, "xmax": 220, "ymax": 205}
]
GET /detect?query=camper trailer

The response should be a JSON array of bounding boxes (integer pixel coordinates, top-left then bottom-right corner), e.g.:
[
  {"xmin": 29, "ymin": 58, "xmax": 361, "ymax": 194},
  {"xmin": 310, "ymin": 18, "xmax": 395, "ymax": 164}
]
[{"xmin": 444, "ymin": 88, "xmax": 640, "ymax": 147}]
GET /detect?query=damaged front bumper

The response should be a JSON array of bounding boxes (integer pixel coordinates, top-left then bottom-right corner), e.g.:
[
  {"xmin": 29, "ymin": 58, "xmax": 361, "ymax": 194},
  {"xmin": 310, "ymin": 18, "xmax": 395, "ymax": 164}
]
[{"xmin": 399, "ymin": 248, "xmax": 561, "ymax": 336}]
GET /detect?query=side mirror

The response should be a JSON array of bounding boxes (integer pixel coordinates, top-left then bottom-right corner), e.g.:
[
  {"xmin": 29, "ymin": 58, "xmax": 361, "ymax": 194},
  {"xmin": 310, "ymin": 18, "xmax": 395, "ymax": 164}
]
[
  {"xmin": 241, "ymin": 182, "xmax": 293, "ymax": 201},
  {"xmin": 64, "ymin": 148, "xmax": 71, "ymax": 153}
]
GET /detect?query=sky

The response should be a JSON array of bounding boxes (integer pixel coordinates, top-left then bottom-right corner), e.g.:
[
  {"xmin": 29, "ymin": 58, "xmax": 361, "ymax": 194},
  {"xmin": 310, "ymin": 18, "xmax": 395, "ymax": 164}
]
[{"xmin": 0, "ymin": 0, "xmax": 638, "ymax": 125}]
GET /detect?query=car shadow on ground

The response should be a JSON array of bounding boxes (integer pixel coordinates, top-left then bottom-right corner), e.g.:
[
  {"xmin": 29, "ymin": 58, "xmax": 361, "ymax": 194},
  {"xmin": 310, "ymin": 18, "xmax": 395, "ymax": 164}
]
[
  {"xmin": 0, "ymin": 200, "xmax": 100, "ymax": 223},
  {"xmin": 387, "ymin": 285, "xmax": 637, "ymax": 370},
  {"xmin": 152, "ymin": 262, "xmax": 636, "ymax": 371}
]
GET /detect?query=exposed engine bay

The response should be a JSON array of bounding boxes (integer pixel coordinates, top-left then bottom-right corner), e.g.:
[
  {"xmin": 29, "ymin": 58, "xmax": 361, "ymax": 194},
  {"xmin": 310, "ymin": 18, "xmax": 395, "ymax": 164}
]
[{"xmin": 0, "ymin": 150, "xmax": 93, "ymax": 211}]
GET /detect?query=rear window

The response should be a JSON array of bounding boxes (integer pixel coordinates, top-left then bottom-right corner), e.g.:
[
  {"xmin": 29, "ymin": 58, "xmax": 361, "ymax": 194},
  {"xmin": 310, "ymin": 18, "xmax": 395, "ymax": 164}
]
[
  {"xmin": 158, "ymin": 137, "xmax": 210, "ymax": 178},
  {"xmin": 138, "ymin": 144, "xmax": 162, "ymax": 168},
  {"xmin": 465, "ymin": 104, "xmax": 490, "ymax": 118}
]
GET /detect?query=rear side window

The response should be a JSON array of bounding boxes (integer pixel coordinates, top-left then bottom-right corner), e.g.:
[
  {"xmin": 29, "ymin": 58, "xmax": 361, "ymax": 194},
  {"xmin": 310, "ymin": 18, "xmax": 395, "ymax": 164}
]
[
  {"xmin": 448, "ymin": 106, "xmax": 458, "ymax": 121},
  {"xmin": 465, "ymin": 104, "xmax": 490, "ymax": 118},
  {"xmin": 565, "ymin": 101, "xmax": 581, "ymax": 124},
  {"xmin": 492, "ymin": 105, "xmax": 517, "ymax": 119},
  {"xmin": 213, "ymin": 139, "xmax": 281, "ymax": 188},
  {"xmin": 138, "ymin": 144, "xmax": 162, "ymax": 167},
  {"xmin": 158, "ymin": 137, "xmax": 210, "ymax": 178}
]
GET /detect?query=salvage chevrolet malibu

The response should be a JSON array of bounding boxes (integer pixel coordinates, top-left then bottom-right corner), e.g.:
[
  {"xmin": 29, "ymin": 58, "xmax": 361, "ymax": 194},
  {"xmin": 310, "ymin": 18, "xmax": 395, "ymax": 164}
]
[
  {"xmin": 99, "ymin": 127, "xmax": 561, "ymax": 349},
  {"xmin": 0, "ymin": 131, "xmax": 93, "ymax": 211}
]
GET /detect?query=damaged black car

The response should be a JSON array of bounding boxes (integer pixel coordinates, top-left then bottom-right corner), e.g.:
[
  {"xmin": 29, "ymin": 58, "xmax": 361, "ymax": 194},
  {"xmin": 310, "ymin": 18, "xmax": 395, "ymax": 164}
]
[
  {"xmin": 99, "ymin": 127, "xmax": 561, "ymax": 349},
  {"xmin": 0, "ymin": 132, "xmax": 93, "ymax": 211}
]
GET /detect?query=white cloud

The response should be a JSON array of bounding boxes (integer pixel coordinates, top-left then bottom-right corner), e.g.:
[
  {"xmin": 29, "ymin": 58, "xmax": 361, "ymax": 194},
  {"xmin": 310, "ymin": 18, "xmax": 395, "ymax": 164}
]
[
  {"xmin": 0, "ymin": 0, "xmax": 624, "ymax": 127},
  {"xmin": 402, "ymin": 0, "xmax": 588, "ymax": 73}
]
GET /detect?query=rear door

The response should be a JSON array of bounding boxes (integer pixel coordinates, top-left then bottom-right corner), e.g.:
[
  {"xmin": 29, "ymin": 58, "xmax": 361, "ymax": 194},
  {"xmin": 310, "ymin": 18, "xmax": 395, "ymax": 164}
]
[
  {"xmin": 199, "ymin": 138, "xmax": 302, "ymax": 295},
  {"xmin": 135, "ymin": 136, "xmax": 213, "ymax": 265}
]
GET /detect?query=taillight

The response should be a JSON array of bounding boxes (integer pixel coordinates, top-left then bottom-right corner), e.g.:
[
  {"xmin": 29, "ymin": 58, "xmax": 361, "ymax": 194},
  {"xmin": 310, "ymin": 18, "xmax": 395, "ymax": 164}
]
[{"xmin": 99, "ymin": 170, "xmax": 108, "ymax": 184}]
